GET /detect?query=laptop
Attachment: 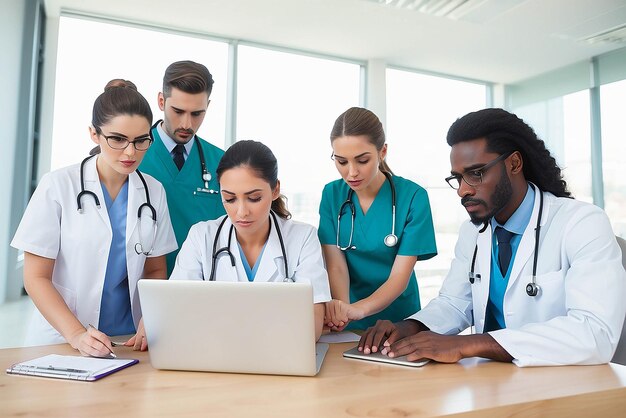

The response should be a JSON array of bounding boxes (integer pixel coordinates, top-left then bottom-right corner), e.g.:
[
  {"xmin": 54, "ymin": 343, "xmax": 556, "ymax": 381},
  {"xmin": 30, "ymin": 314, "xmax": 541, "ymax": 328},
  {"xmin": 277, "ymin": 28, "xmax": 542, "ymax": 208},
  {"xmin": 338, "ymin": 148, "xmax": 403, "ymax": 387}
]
[
  {"xmin": 138, "ymin": 280, "xmax": 328, "ymax": 376},
  {"xmin": 343, "ymin": 346, "xmax": 430, "ymax": 368}
]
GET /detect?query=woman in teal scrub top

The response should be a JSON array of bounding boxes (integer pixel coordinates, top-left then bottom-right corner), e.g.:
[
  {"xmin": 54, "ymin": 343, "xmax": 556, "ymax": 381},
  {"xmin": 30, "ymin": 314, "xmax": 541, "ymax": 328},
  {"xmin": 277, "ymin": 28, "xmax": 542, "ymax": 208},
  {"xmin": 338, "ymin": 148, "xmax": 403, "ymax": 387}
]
[{"xmin": 318, "ymin": 107, "xmax": 437, "ymax": 331}]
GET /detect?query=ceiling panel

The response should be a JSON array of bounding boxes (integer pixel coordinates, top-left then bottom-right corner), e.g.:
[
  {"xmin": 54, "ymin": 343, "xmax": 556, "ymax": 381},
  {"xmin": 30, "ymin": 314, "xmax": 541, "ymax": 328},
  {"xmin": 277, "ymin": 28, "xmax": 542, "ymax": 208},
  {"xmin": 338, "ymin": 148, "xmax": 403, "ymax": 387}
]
[{"xmin": 43, "ymin": 0, "xmax": 626, "ymax": 83}]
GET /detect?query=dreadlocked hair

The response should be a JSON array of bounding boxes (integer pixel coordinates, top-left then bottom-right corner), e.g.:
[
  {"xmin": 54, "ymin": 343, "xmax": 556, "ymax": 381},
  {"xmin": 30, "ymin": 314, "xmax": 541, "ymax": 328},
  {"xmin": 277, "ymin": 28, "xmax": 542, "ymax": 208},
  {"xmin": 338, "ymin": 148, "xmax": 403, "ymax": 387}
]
[{"xmin": 447, "ymin": 108, "xmax": 572, "ymax": 198}]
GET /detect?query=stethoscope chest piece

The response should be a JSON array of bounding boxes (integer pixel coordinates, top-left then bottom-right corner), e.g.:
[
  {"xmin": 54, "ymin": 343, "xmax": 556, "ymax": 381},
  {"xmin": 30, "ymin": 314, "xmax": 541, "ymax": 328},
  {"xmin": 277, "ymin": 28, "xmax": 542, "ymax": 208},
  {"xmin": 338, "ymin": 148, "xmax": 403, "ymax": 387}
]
[
  {"xmin": 384, "ymin": 233, "xmax": 398, "ymax": 247},
  {"xmin": 468, "ymin": 272, "xmax": 481, "ymax": 284},
  {"xmin": 195, "ymin": 136, "xmax": 218, "ymax": 195},
  {"xmin": 526, "ymin": 282, "xmax": 539, "ymax": 297},
  {"xmin": 194, "ymin": 165, "xmax": 218, "ymax": 195}
]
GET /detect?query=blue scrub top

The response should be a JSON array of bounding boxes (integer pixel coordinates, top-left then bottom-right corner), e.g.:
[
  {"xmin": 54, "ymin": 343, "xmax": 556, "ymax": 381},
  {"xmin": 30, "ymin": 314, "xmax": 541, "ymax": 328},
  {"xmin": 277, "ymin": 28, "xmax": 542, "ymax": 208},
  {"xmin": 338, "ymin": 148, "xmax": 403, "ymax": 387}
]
[
  {"xmin": 318, "ymin": 175, "xmax": 437, "ymax": 329},
  {"xmin": 238, "ymin": 242, "xmax": 268, "ymax": 282},
  {"xmin": 98, "ymin": 181, "xmax": 135, "ymax": 336}
]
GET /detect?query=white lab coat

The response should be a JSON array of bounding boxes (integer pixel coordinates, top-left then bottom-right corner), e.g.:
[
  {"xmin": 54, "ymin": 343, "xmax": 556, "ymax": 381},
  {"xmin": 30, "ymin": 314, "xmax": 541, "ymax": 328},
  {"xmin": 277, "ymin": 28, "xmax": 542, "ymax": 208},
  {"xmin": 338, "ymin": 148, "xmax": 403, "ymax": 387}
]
[
  {"xmin": 410, "ymin": 189, "xmax": 626, "ymax": 366},
  {"xmin": 171, "ymin": 215, "xmax": 331, "ymax": 304},
  {"xmin": 11, "ymin": 156, "xmax": 177, "ymax": 346}
]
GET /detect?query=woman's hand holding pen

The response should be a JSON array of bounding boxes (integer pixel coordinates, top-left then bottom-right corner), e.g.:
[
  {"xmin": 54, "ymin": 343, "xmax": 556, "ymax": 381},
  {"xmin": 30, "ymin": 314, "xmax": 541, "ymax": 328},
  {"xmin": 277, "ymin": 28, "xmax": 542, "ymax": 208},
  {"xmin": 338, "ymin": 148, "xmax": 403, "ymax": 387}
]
[
  {"xmin": 324, "ymin": 299, "xmax": 365, "ymax": 332},
  {"xmin": 68, "ymin": 325, "xmax": 115, "ymax": 358},
  {"xmin": 124, "ymin": 318, "xmax": 148, "ymax": 351}
]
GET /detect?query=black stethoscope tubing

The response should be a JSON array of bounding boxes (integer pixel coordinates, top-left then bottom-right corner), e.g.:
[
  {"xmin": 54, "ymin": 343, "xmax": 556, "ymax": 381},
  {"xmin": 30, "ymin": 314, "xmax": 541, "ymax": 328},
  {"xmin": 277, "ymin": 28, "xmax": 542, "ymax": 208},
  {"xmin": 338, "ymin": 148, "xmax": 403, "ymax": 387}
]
[
  {"xmin": 468, "ymin": 184, "xmax": 544, "ymax": 297},
  {"xmin": 337, "ymin": 171, "xmax": 397, "ymax": 251},
  {"xmin": 207, "ymin": 211, "xmax": 290, "ymax": 282},
  {"xmin": 77, "ymin": 154, "xmax": 101, "ymax": 212},
  {"xmin": 76, "ymin": 154, "xmax": 157, "ymax": 255}
]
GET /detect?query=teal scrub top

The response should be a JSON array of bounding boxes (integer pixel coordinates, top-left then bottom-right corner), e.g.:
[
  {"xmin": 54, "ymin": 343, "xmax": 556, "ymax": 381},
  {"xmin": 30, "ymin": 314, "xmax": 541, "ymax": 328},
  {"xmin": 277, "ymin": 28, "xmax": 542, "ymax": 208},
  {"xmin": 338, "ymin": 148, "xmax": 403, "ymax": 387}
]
[
  {"xmin": 318, "ymin": 175, "xmax": 437, "ymax": 329},
  {"xmin": 139, "ymin": 127, "xmax": 226, "ymax": 275}
]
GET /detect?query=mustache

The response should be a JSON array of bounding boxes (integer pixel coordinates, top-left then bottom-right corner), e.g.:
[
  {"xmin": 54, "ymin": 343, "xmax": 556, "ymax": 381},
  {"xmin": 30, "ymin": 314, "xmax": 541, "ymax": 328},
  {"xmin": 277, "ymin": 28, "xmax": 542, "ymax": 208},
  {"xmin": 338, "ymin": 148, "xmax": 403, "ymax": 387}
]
[
  {"xmin": 175, "ymin": 128, "xmax": 194, "ymax": 135},
  {"xmin": 461, "ymin": 196, "xmax": 486, "ymax": 207}
]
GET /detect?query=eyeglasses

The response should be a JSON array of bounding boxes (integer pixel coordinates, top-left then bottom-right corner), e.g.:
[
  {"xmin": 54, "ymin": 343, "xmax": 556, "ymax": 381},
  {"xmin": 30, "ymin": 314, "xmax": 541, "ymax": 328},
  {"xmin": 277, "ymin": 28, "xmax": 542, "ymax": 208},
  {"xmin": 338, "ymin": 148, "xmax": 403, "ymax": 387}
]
[
  {"xmin": 444, "ymin": 152, "xmax": 512, "ymax": 190},
  {"xmin": 100, "ymin": 133, "xmax": 153, "ymax": 151}
]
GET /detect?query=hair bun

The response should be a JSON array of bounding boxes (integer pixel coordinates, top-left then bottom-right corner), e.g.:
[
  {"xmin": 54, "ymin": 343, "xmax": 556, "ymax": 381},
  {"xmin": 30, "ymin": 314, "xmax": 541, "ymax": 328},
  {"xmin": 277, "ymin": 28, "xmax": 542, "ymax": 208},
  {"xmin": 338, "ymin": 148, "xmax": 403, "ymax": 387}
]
[{"xmin": 104, "ymin": 79, "xmax": 138, "ymax": 92}]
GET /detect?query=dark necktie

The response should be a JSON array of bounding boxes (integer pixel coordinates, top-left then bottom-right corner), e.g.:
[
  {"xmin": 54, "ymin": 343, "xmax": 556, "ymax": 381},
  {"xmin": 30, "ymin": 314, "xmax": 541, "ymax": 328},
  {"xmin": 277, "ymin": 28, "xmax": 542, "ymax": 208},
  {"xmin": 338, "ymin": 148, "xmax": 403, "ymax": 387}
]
[
  {"xmin": 172, "ymin": 144, "xmax": 185, "ymax": 171},
  {"xmin": 495, "ymin": 226, "xmax": 515, "ymax": 276}
]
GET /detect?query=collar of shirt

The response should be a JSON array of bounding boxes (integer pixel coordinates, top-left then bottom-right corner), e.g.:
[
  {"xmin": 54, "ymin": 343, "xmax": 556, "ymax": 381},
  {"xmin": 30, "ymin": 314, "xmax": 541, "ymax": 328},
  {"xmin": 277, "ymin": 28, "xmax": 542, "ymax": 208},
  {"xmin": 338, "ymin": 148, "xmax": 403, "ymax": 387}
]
[
  {"xmin": 491, "ymin": 183, "xmax": 535, "ymax": 235},
  {"xmin": 156, "ymin": 122, "xmax": 194, "ymax": 157}
]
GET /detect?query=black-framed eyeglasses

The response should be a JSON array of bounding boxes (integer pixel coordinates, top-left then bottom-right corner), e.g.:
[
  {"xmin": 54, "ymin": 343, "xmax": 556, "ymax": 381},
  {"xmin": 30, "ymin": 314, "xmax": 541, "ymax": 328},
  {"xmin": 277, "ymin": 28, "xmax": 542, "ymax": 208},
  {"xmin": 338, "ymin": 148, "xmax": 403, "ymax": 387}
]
[
  {"xmin": 444, "ymin": 151, "xmax": 513, "ymax": 190},
  {"xmin": 100, "ymin": 133, "xmax": 153, "ymax": 151}
]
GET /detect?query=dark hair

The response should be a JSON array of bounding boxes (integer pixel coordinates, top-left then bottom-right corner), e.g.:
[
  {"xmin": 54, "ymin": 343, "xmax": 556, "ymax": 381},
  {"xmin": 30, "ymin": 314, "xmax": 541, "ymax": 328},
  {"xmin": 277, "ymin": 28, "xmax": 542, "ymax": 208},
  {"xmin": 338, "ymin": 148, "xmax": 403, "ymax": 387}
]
[
  {"xmin": 90, "ymin": 79, "xmax": 152, "ymax": 154},
  {"xmin": 162, "ymin": 60, "xmax": 213, "ymax": 98},
  {"xmin": 447, "ymin": 108, "xmax": 571, "ymax": 198},
  {"xmin": 330, "ymin": 107, "xmax": 392, "ymax": 174},
  {"xmin": 216, "ymin": 140, "xmax": 291, "ymax": 219}
]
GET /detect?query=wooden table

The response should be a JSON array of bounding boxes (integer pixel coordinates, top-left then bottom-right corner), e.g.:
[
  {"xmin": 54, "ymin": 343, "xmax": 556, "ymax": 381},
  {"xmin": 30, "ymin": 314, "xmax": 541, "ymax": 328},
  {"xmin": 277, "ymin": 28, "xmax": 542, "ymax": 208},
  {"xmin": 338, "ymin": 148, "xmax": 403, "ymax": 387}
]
[{"xmin": 2, "ymin": 342, "xmax": 626, "ymax": 417}]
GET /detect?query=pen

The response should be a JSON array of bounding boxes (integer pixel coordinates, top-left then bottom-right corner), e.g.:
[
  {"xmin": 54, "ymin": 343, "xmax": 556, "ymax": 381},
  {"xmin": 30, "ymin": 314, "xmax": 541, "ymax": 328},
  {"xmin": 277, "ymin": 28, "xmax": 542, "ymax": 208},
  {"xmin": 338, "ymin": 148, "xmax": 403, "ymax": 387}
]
[
  {"xmin": 88, "ymin": 324, "xmax": 117, "ymax": 358},
  {"xmin": 33, "ymin": 365, "xmax": 89, "ymax": 374}
]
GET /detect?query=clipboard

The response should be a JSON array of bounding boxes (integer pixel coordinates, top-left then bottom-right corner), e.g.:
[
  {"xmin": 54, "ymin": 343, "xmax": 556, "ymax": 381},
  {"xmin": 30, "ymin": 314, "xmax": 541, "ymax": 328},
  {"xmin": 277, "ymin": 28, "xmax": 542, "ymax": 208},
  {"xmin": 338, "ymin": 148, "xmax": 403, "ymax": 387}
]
[{"xmin": 6, "ymin": 354, "xmax": 138, "ymax": 381}]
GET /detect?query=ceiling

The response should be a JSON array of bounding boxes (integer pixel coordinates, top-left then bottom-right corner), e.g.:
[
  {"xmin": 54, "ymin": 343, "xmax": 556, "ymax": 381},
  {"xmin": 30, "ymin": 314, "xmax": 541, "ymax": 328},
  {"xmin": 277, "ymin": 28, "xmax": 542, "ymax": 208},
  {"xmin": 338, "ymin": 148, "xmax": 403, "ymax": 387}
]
[{"xmin": 43, "ymin": 0, "xmax": 626, "ymax": 84}]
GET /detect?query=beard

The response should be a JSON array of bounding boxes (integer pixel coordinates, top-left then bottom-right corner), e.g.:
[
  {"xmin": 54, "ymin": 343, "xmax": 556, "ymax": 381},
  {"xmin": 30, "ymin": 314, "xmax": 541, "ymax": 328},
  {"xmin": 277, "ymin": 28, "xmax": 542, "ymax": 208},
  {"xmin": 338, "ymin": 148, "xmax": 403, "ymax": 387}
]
[
  {"xmin": 162, "ymin": 121, "xmax": 194, "ymax": 145},
  {"xmin": 463, "ymin": 168, "xmax": 513, "ymax": 226}
]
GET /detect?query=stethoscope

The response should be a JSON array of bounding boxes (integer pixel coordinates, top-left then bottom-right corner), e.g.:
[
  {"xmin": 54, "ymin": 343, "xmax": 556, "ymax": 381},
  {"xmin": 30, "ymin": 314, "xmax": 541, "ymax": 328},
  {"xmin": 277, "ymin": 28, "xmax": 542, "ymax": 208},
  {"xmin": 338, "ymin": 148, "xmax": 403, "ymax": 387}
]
[
  {"xmin": 336, "ymin": 171, "xmax": 397, "ymax": 251},
  {"xmin": 468, "ymin": 184, "xmax": 544, "ymax": 297},
  {"xmin": 207, "ymin": 211, "xmax": 291, "ymax": 282},
  {"xmin": 76, "ymin": 154, "xmax": 157, "ymax": 256},
  {"xmin": 150, "ymin": 120, "xmax": 218, "ymax": 195}
]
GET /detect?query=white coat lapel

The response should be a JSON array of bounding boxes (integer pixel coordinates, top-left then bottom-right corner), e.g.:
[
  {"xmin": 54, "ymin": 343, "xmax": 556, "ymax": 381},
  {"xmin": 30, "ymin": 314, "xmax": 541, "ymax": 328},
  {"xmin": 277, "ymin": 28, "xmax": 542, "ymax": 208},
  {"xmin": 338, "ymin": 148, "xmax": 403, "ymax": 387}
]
[
  {"xmin": 83, "ymin": 156, "xmax": 110, "ymax": 229},
  {"xmin": 475, "ymin": 224, "xmax": 492, "ymax": 312},
  {"xmin": 507, "ymin": 187, "xmax": 544, "ymax": 290},
  {"xmin": 253, "ymin": 219, "xmax": 284, "ymax": 282},
  {"xmin": 126, "ymin": 172, "xmax": 149, "ymax": 327},
  {"xmin": 125, "ymin": 171, "xmax": 145, "ymax": 251}
]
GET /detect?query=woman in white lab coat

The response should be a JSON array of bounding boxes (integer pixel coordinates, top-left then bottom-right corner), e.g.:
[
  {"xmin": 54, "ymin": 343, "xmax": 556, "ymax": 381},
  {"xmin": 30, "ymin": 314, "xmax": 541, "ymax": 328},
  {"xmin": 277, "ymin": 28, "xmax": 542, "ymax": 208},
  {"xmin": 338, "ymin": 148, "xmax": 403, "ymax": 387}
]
[
  {"xmin": 11, "ymin": 80, "xmax": 177, "ymax": 356},
  {"xmin": 170, "ymin": 140, "xmax": 331, "ymax": 340}
]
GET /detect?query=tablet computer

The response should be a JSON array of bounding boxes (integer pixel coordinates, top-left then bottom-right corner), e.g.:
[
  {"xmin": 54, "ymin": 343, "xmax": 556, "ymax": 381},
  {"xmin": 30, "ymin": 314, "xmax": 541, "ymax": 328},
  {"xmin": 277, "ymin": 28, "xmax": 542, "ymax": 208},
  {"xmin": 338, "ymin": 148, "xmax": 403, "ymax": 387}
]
[{"xmin": 343, "ymin": 346, "xmax": 430, "ymax": 368}]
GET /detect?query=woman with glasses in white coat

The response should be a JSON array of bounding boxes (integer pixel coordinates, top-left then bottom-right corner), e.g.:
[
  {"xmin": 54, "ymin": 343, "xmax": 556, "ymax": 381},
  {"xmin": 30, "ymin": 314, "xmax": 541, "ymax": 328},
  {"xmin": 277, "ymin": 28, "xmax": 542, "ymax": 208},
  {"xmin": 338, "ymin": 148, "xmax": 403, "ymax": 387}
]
[
  {"xmin": 170, "ymin": 140, "xmax": 331, "ymax": 340},
  {"xmin": 11, "ymin": 80, "xmax": 176, "ymax": 356}
]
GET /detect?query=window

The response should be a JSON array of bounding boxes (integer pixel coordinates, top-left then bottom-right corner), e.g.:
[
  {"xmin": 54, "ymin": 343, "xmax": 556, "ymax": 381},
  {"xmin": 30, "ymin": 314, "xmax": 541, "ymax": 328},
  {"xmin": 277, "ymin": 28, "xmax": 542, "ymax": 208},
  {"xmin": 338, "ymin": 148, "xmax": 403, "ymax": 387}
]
[
  {"xmin": 51, "ymin": 16, "xmax": 228, "ymax": 171},
  {"xmin": 236, "ymin": 45, "xmax": 362, "ymax": 226},
  {"xmin": 386, "ymin": 68, "xmax": 488, "ymax": 304},
  {"xmin": 514, "ymin": 91, "xmax": 592, "ymax": 203},
  {"xmin": 600, "ymin": 79, "xmax": 626, "ymax": 237}
]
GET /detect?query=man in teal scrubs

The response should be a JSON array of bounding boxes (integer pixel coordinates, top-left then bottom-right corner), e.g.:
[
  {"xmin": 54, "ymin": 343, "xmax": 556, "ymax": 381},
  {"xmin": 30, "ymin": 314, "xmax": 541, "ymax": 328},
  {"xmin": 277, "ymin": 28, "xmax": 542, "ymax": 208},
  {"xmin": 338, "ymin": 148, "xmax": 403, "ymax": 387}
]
[{"xmin": 140, "ymin": 61, "xmax": 225, "ymax": 275}]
